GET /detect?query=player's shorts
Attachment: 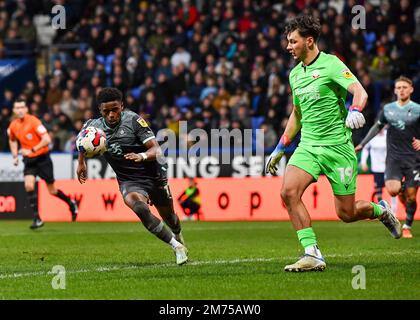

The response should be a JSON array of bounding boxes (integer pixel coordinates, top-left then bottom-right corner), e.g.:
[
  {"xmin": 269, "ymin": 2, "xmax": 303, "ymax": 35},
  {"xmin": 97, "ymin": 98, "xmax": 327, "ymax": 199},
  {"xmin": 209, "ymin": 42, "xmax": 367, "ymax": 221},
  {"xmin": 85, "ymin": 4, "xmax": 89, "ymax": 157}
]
[
  {"xmin": 385, "ymin": 157, "xmax": 420, "ymax": 188},
  {"xmin": 23, "ymin": 153, "xmax": 55, "ymax": 184},
  {"xmin": 118, "ymin": 178, "xmax": 173, "ymax": 207},
  {"xmin": 372, "ymin": 172, "xmax": 385, "ymax": 189},
  {"xmin": 288, "ymin": 140, "xmax": 358, "ymax": 195}
]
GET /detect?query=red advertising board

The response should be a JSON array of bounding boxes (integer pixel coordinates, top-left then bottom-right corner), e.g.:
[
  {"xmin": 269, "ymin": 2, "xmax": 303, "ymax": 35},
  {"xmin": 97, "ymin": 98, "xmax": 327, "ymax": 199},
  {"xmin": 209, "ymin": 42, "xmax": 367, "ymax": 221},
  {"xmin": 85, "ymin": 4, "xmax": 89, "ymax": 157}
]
[
  {"xmin": 38, "ymin": 176, "xmax": 420, "ymax": 222},
  {"xmin": 0, "ymin": 182, "xmax": 35, "ymax": 219}
]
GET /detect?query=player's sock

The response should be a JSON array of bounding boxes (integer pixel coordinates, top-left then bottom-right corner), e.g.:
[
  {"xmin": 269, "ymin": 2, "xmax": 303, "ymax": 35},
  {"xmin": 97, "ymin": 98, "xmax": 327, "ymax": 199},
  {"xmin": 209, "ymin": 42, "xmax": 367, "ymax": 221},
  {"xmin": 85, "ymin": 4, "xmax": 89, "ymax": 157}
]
[
  {"xmin": 27, "ymin": 190, "xmax": 40, "ymax": 220},
  {"xmin": 304, "ymin": 245, "xmax": 323, "ymax": 258},
  {"xmin": 159, "ymin": 209, "xmax": 182, "ymax": 235},
  {"xmin": 150, "ymin": 221, "xmax": 174, "ymax": 243},
  {"xmin": 54, "ymin": 189, "xmax": 73, "ymax": 207},
  {"xmin": 132, "ymin": 201, "xmax": 173, "ymax": 243},
  {"xmin": 391, "ymin": 196, "xmax": 398, "ymax": 213},
  {"xmin": 169, "ymin": 237, "xmax": 183, "ymax": 250},
  {"xmin": 404, "ymin": 201, "xmax": 417, "ymax": 228},
  {"xmin": 297, "ymin": 227, "xmax": 323, "ymax": 258},
  {"xmin": 371, "ymin": 202, "xmax": 384, "ymax": 218}
]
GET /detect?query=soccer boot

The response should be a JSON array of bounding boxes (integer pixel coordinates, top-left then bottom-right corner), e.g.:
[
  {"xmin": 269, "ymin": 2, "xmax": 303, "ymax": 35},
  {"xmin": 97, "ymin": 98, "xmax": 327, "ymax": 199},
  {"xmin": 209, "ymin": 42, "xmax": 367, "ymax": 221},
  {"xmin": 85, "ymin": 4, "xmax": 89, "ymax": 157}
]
[
  {"xmin": 284, "ymin": 254, "xmax": 326, "ymax": 272},
  {"xmin": 378, "ymin": 200, "xmax": 402, "ymax": 239},
  {"xmin": 70, "ymin": 199, "xmax": 78, "ymax": 222},
  {"xmin": 174, "ymin": 232, "xmax": 188, "ymax": 255},
  {"xmin": 402, "ymin": 227, "xmax": 413, "ymax": 239},
  {"xmin": 30, "ymin": 218, "xmax": 44, "ymax": 230},
  {"xmin": 174, "ymin": 244, "xmax": 188, "ymax": 265}
]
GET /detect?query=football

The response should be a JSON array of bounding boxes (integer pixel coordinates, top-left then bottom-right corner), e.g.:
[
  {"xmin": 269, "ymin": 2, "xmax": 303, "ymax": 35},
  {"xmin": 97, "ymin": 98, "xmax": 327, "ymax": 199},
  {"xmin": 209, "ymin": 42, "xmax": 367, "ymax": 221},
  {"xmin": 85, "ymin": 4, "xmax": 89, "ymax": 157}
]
[{"xmin": 76, "ymin": 126, "xmax": 107, "ymax": 158}]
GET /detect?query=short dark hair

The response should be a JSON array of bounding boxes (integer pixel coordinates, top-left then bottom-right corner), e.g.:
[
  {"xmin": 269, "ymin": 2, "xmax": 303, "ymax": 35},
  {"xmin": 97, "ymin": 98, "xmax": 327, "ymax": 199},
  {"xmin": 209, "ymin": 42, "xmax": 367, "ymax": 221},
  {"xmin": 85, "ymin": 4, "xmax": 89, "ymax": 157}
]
[
  {"xmin": 284, "ymin": 15, "xmax": 321, "ymax": 42},
  {"xmin": 14, "ymin": 97, "xmax": 27, "ymax": 105},
  {"xmin": 96, "ymin": 87, "xmax": 123, "ymax": 106}
]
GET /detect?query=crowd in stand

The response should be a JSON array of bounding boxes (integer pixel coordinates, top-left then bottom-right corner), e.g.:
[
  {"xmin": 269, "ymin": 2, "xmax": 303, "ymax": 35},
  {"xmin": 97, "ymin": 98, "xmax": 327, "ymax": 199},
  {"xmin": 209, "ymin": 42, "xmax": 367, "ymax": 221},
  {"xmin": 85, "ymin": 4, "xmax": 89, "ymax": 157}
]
[{"xmin": 0, "ymin": 0, "xmax": 419, "ymax": 153}]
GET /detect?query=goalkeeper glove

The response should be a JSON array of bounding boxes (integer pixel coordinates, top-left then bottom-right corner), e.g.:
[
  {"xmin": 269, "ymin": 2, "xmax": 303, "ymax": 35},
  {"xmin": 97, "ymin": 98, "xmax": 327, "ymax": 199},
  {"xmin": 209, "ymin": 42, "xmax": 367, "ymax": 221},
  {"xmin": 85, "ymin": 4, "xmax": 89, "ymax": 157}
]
[
  {"xmin": 345, "ymin": 105, "xmax": 366, "ymax": 129},
  {"xmin": 265, "ymin": 135, "xmax": 290, "ymax": 176}
]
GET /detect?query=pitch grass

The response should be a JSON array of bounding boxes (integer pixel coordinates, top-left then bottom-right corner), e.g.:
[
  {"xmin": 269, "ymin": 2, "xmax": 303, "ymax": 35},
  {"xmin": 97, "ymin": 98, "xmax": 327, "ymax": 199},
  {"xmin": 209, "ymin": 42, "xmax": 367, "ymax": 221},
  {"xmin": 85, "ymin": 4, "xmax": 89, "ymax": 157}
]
[{"xmin": 0, "ymin": 220, "xmax": 418, "ymax": 300}]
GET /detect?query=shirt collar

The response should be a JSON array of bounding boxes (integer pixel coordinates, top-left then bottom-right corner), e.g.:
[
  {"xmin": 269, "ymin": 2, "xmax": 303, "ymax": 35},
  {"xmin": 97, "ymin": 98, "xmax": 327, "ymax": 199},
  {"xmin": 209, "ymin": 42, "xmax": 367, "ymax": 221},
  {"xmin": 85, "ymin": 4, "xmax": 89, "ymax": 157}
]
[{"xmin": 301, "ymin": 51, "xmax": 321, "ymax": 69}]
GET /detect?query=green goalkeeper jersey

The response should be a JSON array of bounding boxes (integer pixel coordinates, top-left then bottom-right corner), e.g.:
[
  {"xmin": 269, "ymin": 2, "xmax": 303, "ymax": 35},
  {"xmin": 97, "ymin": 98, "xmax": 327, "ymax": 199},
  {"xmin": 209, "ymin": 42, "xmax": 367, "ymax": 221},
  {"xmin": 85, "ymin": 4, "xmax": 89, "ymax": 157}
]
[{"xmin": 289, "ymin": 52, "xmax": 359, "ymax": 146}]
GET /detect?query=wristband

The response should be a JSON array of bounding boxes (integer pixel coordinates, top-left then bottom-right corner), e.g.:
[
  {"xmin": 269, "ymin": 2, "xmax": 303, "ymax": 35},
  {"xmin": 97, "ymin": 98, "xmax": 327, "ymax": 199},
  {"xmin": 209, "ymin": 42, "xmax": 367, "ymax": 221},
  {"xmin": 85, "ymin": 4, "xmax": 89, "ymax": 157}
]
[
  {"xmin": 349, "ymin": 105, "xmax": 361, "ymax": 112},
  {"xmin": 280, "ymin": 135, "xmax": 291, "ymax": 146},
  {"xmin": 139, "ymin": 152, "xmax": 148, "ymax": 161},
  {"xmin": 274, "ymin": 134, "xmax": 291, "ymax": 152}
]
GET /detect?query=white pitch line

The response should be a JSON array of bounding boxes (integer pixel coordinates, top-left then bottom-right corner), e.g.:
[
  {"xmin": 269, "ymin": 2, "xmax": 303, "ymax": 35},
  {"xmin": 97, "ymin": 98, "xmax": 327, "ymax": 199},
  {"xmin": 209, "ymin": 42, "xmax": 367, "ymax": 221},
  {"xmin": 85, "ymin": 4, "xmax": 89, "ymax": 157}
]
[
  {"xmin": 0, "ymin": 251, "xmax": 418, "ymax": 280},
  {"xmin": 0, "ymin": 258, "xmax": 277, "ymax": 280}
]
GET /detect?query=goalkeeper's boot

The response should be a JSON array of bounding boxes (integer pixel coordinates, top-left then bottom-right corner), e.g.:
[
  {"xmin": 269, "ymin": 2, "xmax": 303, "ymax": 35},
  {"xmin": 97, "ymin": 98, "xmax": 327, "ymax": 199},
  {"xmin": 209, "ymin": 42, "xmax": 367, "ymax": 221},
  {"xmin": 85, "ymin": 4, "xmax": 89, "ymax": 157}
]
[
  {"xmin": 284, "ymin": 254, "xmax": 326, "ymax": 272},
  {"xmin": 378, "ymin": 200, "xmax": 402, "ymax": 239},
  {"xmin": 174, "ymin": 244, "xmax": 188, "ymax": 266},
  {"xmin": 402, "ymin": 227, "xmax": 413, "ymax": 239}
]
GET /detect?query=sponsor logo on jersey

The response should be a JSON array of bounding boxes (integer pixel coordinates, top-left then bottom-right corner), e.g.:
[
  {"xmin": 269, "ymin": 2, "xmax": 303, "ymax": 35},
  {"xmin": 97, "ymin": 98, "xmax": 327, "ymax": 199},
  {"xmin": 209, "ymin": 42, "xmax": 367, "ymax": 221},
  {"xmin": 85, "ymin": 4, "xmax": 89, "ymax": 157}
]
[
  {"xmin": 312, "ymin": 70, "xmax": 320, "ymax": 79},
  {"xmin": 37, "ymin": 125, "xmax": 47, "ymax": 134},
  {"xmin": 414, "ymin": 170, "xmax": 420, "ymax": 182},
  {"xmin": 137, "ymin": 118, "xmax": 148, "ymax": 127},
  {"xmin": 295, "ymin": 84, "xmax": 320, "ymax": 101},
  {"xmin": 394, "ymin": 120, "xmax": 405, "ymax": 130},
  {"xmin": 341, "ymin": 68, "xmax": 353, "ymax": 79},
  {"xmin": 120, "ymin": 129, "xmax": 125, "ymax": 135}
]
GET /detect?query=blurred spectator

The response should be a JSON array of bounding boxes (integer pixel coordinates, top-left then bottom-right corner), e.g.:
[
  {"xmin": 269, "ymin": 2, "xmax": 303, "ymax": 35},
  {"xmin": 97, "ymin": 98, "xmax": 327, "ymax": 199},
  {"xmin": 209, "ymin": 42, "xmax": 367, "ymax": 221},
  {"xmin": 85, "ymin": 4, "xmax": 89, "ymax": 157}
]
[
  {"xmin": 60, "ymin": 89, "xmax": 78, "ymax": 120},
  {"xmin": 18, "ymin": 16, "xmax": 36, "ymax": 46},
  {"xmin": 259, "ymin": 122, "xmax": 278, "ymax": 149},
  {"xmin": 0, "ymin": 107, "xmax": 11, "ymax": 151},
  {"xmin": 3, "ymin": 89, "xmax": 14, "ymax": 109},
  {"xmin": 177, "ymin": 0, "xmax": 199, "ymax": 29},
  {"xmin": 369, "ymin": 46, "xmax": 392, "ymax": 81},
  {"xmin": 212, "ymin": 87, "xmax": 230, "ymax": 112},
  {"xmin": 177, "ymin": 177, "xmax": 202, "ymax": 221},
  {"xmin": 45, "ymin": 78, "xmax": 63, "ymax": 107},
  {"xmin": 171, "ymin": 46, "xmax": 192, "ymax": 68}
]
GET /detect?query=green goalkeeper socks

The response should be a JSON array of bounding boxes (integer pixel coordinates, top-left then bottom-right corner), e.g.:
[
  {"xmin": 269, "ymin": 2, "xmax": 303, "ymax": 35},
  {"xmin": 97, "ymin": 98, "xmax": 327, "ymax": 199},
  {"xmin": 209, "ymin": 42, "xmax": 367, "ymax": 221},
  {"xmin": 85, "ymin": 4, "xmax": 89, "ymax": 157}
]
[
  {"xmin": 297, "ymin": 227, "xmax": 318, "ymax": 249},
  {"xmin": 371, "ymin": 202, "xmax": 383, "ymax": 218}
]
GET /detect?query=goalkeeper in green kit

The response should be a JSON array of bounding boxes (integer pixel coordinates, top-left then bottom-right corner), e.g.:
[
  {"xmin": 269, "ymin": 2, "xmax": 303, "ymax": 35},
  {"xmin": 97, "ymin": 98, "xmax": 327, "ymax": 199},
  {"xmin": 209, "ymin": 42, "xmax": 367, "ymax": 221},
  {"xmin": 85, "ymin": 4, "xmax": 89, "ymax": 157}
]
[{"xmin": 265, "ymin": 15, "xmax": 402, "ymax": 272}]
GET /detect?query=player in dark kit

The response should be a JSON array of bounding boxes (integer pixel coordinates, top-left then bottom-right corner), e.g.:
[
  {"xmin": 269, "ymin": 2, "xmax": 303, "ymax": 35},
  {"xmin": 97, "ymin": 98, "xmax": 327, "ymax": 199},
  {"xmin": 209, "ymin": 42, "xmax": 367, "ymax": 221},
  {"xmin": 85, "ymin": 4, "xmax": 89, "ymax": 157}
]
[
  {"xmin": 76, "ymin": 87, "xmax": 188, "ymax": 265},
  {"xmin": 356, "ymin": 76, "xmax": 420, "ymax": 238}
]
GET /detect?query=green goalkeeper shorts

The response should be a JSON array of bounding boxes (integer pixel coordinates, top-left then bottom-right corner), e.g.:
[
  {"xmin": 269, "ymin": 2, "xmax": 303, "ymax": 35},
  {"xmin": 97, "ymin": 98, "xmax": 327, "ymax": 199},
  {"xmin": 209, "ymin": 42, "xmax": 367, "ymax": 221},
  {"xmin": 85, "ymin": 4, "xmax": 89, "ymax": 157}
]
[{"xmin": 288, "ymin": 140, "xmax": 358, "ymax": 195}]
